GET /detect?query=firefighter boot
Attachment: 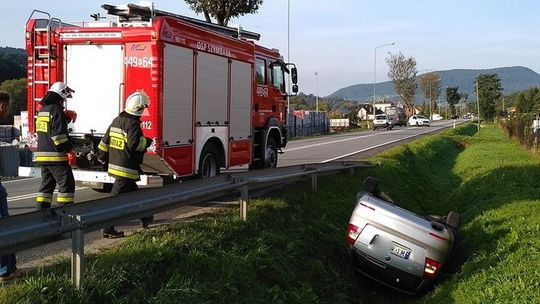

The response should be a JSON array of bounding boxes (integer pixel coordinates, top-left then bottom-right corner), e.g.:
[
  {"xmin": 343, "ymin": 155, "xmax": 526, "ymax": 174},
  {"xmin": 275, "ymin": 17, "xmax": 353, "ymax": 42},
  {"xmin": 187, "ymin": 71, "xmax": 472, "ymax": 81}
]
[
  {"xmin": 36, "ymin": 202, "xmax": 51, "ymax": 210},
  {"xmin": 140, "ymin": 215, "xmax": 154, "ymax": 228},
  {"xmin": 102, "ymin": 226, "xmax": 125, "ymax": 239}
]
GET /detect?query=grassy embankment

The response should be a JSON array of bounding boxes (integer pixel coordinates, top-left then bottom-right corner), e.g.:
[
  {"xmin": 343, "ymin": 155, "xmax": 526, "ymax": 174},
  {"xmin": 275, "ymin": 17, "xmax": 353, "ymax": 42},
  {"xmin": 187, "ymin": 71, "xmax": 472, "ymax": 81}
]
[{"xmin": 1, "ymin": 124, "xmax": 539, "ymax": 303}]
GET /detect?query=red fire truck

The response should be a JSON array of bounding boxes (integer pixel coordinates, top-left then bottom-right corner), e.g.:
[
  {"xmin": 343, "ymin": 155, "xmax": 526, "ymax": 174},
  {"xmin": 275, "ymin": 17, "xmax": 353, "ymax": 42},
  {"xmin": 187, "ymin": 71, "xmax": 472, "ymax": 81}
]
[{"xmin": 20, "ymin": 3, "xmax": 298, "ymax": 189}]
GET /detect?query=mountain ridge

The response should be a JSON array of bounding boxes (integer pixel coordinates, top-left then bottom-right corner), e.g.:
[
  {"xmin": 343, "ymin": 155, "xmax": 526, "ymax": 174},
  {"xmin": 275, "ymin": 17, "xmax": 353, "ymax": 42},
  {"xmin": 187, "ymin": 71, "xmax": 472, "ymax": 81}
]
[{"xmin": 328, "ymin": 66, "xmax": 540, "ymax": 102}]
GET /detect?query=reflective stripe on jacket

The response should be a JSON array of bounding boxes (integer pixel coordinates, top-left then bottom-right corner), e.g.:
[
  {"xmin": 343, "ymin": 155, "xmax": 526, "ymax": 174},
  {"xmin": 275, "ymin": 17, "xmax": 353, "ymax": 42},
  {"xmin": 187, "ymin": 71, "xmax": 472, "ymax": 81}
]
[
  {"xmin": 99, "ymin": 111, "xmax": 151, "ymax": 180},
  {"xmin": 36, "ymin": 104, "xmax": 73, "ymax": 166}
]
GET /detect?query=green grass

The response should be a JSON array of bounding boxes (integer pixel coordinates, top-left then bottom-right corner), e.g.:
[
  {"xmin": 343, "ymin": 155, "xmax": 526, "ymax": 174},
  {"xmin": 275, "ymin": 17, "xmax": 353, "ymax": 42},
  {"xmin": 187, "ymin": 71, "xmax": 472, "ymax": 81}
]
[{"xmin": 1, "ymin": 123, "xmax": 539, "ymax": 303}]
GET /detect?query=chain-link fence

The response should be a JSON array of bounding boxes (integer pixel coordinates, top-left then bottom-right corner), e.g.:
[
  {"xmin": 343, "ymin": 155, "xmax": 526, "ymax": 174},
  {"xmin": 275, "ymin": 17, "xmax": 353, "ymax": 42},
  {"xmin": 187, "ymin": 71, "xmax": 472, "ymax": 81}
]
[
  {"xmin": 499, "ymin": 114, "xmax": 540, "ymax": 152},
  {"xmin": 287, "ymin": 111, "xmax": 329, "ymax": 139}
]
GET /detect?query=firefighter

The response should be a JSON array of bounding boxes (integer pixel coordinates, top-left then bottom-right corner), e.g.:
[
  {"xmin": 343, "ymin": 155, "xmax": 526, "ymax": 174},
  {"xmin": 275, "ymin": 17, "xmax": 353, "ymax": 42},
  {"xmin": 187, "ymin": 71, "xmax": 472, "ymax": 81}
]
[
  {"xmin": 35, "ymin": 82, "xmax": 77, "ymax": 209},
  {"xmin": 98, "ymin": 91, "xmax": 153, "ymax": 238}
]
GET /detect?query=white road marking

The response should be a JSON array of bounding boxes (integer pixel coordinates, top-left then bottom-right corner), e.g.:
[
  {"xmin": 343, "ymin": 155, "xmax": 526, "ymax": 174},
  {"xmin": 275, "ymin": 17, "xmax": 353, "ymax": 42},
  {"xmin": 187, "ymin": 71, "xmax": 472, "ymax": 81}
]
[
  {"xmin": 321, "ymin": 126, "xmax": 444, "ymax": 163},
  {"xmin": 1, "ymin": 177, "xmax": 40, "ymax": 184},
  {"xmin": 283, "ymin": 128, "xmax": 409, "ymax": 152},
  {"xmin": 7, "ymin": 186, "xmax": 88, "ymax": 202}
]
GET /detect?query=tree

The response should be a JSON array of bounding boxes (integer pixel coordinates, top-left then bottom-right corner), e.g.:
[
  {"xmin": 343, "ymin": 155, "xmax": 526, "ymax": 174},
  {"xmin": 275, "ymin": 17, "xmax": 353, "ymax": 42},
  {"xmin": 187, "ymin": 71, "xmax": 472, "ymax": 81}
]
[
  {"xmin": 476, "ymin": 74, "xmax": 502, "ymax": 120},
  {"xmin": 0, "ymin": 78, "xmax": 26, "ymax": 124},
  {"xmin": 386, "ymin": 52, "xmax": 417, "ymax": 116},
  {"xmin": 419, "ymin": 72, "xmax": 440, "ymax": 118},
  {"xmin": 515, "ymin": 87, "xmax": 540, "ymax": 114},
  {"xmin": 445, "ymin": 86, "xmax": 460, "ymax": 117},
  {"xmin": 475, "ymin": 74, "xmax": 503, "ymax": 121},
  {"xmin": 184, "ymin": 0, "xmax": 263, "ymax": 26}
]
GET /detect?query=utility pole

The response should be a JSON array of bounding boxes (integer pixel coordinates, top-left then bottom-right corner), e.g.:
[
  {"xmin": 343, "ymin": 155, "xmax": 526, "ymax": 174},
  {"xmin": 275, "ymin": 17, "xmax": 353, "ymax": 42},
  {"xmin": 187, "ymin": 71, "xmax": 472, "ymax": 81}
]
[
  {"xmin": 315, "ymin": 72, "xmax": 319, "ymax": 113},
  {"xmin": 476, "ymin": 80, "xmax": 480, "ymax": 130},
  {"xmin": 373, "ymin": 42, "xmax": 395, "ymax": 121},
  {"xmin": 286, "ymin": 0, "xmax": 290, "ymax": 115}
]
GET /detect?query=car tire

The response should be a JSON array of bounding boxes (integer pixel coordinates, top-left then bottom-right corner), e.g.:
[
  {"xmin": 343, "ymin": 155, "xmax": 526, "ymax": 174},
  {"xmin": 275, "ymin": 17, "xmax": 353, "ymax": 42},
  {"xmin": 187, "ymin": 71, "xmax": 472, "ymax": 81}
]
[
  {"xmin": 416, "ymin": 122, "xmax": 419, "ymax": 127},
  {"xmin": 446, "ymin": 211, "xmax": 461, "ymax": 230}
]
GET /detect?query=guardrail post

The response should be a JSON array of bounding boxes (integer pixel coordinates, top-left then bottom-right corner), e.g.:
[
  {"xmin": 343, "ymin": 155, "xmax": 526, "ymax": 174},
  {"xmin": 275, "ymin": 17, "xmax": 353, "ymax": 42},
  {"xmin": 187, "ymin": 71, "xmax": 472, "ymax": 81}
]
[
  {"xmin": 311, "ymin": 173, "xmax": 318, "ymax": 192},
  {"xmin": 240, "ymin": 185, "xmax": 249, "ymax": 221},
  {"xmin": 71, "ymin": 215, "xmax": 85, "ymax": 290}
]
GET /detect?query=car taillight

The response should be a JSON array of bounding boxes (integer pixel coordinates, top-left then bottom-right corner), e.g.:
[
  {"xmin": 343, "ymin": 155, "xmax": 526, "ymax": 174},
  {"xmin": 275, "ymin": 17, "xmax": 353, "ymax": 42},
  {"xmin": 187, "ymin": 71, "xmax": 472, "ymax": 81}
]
[
  {"xmin": 424, "ymin": 257, "xmax": 442, "ymax": 279},
  {"xmin": 346, "ymin": 223, "xmax": 362, "ymax": 245}
]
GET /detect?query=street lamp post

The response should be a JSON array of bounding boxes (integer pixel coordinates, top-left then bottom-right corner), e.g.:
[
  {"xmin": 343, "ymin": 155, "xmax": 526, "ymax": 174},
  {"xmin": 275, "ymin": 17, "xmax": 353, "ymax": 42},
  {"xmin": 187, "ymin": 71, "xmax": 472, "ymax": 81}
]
[
  {"xmin": 315, "ymin": 72, "xmax": 319, "ymax": 113},
  {"xmin": 373, "ymin": 42, "xmax": 395, "ymax": 120},
  {"xmin": 286, "ymin": 0, "xmax": 290, "ymax": 114}
]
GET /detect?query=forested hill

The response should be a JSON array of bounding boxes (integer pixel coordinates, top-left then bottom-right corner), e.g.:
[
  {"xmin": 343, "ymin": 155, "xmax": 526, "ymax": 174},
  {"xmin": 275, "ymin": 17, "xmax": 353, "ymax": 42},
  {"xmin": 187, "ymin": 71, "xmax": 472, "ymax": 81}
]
[
  {"xmin": 0, "ymin": 47, "xmax": 26, "ymax": 83},
  {"xmin": 328, "ymin": 66, "xmax": 540, "ymax": 101}
]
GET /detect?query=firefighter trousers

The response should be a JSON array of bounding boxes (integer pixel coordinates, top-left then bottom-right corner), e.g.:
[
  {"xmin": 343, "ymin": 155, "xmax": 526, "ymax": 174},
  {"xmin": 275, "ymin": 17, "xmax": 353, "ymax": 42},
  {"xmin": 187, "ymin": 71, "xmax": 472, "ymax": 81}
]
[
  {"xmin": 36, "ymin": 165, "xmax": 75, "ymax": 209},
  {"xmin": 103, "ymin": 177, "xmax": 153, "ymax": 233}
]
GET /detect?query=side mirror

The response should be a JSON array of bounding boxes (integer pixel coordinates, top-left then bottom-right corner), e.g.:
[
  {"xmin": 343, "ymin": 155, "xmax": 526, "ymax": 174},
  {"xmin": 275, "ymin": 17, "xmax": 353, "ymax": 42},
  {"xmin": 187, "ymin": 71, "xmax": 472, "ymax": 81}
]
[{"xmin": 291, "ymin": 67, "xmax": 298, "ymax": 84}]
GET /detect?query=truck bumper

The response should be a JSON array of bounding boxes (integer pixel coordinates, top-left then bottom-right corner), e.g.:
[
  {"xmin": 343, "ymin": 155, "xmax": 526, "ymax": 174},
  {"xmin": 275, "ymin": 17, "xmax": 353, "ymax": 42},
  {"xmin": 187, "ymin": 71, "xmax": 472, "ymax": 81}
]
[{"xmin": 18, "ymin": 167, "xmax": 163, "ymax": 188}]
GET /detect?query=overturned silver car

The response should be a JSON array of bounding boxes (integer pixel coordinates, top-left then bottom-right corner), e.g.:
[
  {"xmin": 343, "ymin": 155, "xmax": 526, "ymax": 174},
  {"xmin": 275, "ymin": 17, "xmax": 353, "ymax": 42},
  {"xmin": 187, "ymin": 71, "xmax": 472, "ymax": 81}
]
[{"xmin": 346, "ymin": 177, "xmax": 460, "ymax": 294}]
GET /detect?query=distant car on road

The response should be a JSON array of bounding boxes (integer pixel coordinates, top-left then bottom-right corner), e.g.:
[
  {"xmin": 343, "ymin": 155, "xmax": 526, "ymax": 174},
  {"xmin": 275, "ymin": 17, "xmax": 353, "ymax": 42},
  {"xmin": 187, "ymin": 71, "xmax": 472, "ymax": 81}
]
[
  {"xmin": 409, "ymin": 115, "xmax": 431, "ymax": 127},
  {"xmin": 373, "ymin": 114, "xmax": 394, "ymax": 130},
  {"xmin": 346, "ymin": 177, "xmax": 461, "ymax": 294}
]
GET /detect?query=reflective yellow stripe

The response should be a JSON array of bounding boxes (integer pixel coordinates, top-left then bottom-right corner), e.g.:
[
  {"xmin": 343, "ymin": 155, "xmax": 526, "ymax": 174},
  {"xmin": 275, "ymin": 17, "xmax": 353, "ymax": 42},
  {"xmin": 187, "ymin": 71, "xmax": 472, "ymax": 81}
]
[
  {"xmin": 35, "ymin": 156, "xmax": 68, "ymax": 162},
  {"xmin": 57, "ymin": 197, "xmax": 75, "ymax": 203},
  {"xmin": 53, "ymin": 138, "xmax": 68, "ymax": 146},
  {"xmin": 110, "ymin": 131, "xmax": 126, "ymax": 140},
  {"xmin": 108, "ymin": 168, "xmax": 139, "ymax": 180},
  {"xmin": 98, "ymin": 141, "xmax": 109, "ymax": 152},
  {"xmin": 136, "ymin": 136, "xmax": 147, "ymax": 152},
  {"xmin": 36, "ymin": 197, "xmax": 52, "ymax": 203}
]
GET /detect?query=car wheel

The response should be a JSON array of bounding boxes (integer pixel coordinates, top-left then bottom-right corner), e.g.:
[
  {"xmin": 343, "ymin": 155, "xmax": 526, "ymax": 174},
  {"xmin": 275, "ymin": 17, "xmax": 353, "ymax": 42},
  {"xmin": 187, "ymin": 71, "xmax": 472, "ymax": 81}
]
[
  {"xmin": 446, "ymin": 211, "xmax": 461, "ymax": 231},
  {"xmin": 416, "ymin": 122, "xmax": 419, "ymax": 127}
]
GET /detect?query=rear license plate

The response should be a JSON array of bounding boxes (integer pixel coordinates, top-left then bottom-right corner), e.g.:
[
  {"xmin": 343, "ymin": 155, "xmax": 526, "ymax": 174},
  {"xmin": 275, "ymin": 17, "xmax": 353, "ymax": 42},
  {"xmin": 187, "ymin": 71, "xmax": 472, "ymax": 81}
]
[{"xmin": 390, "ymin": 242, "xmax": 411, "ymax": 260}]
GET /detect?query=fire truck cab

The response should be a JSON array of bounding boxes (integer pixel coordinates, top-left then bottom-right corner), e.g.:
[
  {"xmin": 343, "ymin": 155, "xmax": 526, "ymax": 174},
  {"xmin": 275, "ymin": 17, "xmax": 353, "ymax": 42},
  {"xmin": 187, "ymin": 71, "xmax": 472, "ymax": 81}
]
[{"xmin": 21, "ymin": 3, "xmax": 298, "ymax": 189}]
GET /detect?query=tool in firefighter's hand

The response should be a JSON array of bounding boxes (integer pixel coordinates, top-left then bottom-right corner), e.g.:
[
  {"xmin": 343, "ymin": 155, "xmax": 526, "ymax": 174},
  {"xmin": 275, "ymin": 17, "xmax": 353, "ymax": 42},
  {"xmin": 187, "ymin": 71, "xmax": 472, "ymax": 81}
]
[
  {"xmin": 148, "ymin": 137, "xmax": 157, "ymax": 152},
  {"xmin": 64, "ymin": 110, "xmax": 77, "ymax": 123},
  {"xmin": 67, "ymin": 150, "xmax": 77, "ymax": 167}
]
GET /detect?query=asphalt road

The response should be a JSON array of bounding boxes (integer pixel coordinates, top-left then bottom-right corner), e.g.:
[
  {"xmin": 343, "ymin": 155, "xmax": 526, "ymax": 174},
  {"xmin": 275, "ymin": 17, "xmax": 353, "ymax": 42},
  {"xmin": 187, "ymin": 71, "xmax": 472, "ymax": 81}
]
[
  {"xmin": 2, "ymin": 119, "xmax": 464, "ymax": 270},
  {"xmin": 4, "ymin": 120, "xmax": 463, "ymax": 216}
]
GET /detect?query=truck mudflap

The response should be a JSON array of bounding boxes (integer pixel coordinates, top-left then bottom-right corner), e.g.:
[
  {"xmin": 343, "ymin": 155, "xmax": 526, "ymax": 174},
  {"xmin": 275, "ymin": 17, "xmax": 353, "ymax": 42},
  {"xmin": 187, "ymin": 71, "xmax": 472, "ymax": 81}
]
[{"xmin": 18, "ymin": 167, "xmax": 163, "ymax": 188}]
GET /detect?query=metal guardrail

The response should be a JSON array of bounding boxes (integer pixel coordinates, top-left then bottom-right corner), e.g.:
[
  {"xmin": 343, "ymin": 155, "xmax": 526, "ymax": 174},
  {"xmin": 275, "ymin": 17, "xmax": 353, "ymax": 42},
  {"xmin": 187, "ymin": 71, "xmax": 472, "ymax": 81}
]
[{"xmin": 0, "ymin": 161, "xmax": 371, "ymax": 289}]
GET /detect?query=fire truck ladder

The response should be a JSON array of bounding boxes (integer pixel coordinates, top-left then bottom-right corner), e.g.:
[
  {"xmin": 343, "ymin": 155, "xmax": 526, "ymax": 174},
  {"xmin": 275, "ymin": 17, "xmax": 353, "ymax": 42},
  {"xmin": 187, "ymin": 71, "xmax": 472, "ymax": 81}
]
[
  {"xmin": 102, "ymin": 3, "xmax": 261, "ymax": 40},
  {"xmin": 26, "ymin": 10, "xmax": 64, "ymax": 116}
]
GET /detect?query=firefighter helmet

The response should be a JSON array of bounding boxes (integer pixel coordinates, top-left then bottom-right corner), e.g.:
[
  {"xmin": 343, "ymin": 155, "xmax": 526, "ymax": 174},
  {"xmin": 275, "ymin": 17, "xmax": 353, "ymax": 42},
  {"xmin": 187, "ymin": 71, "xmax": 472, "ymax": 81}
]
[
  {"xmin": 125, "ymin": 92, "xmax": 149, "ymax": 116},
  {"xmin": 48, "ymin": 82, "xmax": 75, "ymax": 99}
]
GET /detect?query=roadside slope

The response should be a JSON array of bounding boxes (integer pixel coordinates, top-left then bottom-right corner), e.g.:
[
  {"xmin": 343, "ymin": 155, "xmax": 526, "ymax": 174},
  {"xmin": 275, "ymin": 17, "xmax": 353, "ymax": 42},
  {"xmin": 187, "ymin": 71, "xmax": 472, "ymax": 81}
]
[{"xmin": 1, "ymin": 124, "xmax": 539, "ymax": 303}]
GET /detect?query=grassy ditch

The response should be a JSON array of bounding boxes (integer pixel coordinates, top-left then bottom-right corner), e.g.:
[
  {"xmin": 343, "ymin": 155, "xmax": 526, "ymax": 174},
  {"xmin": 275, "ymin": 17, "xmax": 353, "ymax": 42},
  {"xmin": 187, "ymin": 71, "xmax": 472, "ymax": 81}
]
[{"xmin": 1, "ymin": 123, "xmax": 540, "ymax": 303}]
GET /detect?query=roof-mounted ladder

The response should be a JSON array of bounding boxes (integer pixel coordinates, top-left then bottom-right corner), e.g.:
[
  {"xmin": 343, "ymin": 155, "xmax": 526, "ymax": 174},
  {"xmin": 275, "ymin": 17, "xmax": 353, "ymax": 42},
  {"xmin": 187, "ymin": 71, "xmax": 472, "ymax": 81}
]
[
  {"xmin": 26, "ymin": 10, "xmax": 64, "ymax": 116},
  {"xmin": 102, "ymin": 3, "xmax": 261, "ymax": 41}
]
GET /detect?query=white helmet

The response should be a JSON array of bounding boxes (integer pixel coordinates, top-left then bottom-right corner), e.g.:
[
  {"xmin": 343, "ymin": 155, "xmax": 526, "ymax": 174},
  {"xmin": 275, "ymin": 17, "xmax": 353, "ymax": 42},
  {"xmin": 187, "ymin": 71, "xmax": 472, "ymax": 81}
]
[
  {"xmin": 125, "ymin": 92, "xmax": 149, "ymax": 116},
  {"xmin": 48, "ymin": 82, "xmax": 75, "ymax": 99}
]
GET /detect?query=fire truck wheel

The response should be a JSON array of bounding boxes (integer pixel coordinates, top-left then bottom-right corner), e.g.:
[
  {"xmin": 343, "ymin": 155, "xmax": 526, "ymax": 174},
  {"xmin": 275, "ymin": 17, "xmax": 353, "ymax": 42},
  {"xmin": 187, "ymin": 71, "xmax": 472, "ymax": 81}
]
[
  {"xmin": 264, "ymin": 137, "xmax": 278, "ymax": 168},
  {"xmin": 198, "ymin": 144, "xmax": 220, "ymax": 178}
]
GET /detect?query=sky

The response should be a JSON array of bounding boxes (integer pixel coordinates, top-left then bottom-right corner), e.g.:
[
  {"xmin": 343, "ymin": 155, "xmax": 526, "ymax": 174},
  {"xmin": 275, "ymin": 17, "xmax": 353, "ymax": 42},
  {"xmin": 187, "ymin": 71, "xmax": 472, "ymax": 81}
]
[{"xmin": 1, "ymin": 0, "xmax": 539, "ymax": 96}]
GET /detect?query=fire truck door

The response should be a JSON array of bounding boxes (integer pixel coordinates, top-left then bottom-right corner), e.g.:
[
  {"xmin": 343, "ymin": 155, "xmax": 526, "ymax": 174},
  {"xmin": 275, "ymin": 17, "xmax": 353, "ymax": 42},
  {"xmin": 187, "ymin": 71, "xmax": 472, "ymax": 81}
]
[{"xmin": 64, "ymin": 44, "xmax": 124, "ymax": 135}]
